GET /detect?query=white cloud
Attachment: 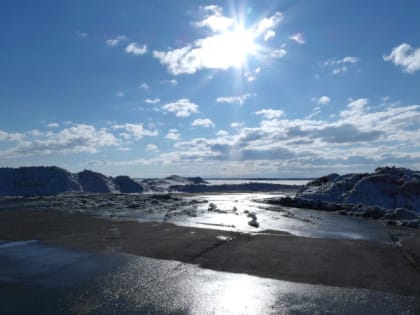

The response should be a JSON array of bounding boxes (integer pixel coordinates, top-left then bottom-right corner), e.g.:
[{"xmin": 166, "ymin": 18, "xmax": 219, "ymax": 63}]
[
  {"xmin": 146, "ymin": 144, "xmax": 159, "ymax": 152},
  {"xmin": 149, "ymin": 98, "xmax": 420, "ymax": 173},
  {"xmin": 216, "ymin": 93, "xmax": 254, "ymax": 105},
  {"xmin": 324, "ymin": 56, "xmax": 359, "ymax": 75},
  {"xmin": 112, "ymin": 123, "xmax": 158, "ymax": 140},
  {"xmin": 255, "ymin": 109, "xmax": 284, "ymax": 119},
  {"xmin": 47, "ymin": 122, "xmax": 59, "ymax": 128},
  {"xmin": 231, "ymin": 122, "xmax": 245, "ymax": 129},
  {"xmin": 154, "ymin": 10, "xmax": 284, "ymax": 75},
  {"xmin": 289, "ymin": 33, "xmax": 305, "ymax": 44},
  {"xmin": 145, "ymin": 98, "xmax": 160, "ymax": 104},
  {"xmin": 0, "ymin": 130, "xmax": 23, "ymax": 142},
  {"xmin": 125, "ymin": 42, "xmax": 147, "ymax": 55},
  {"xmin": 160, "ymin": 79, "xmax": 178, "ymax": 86},
  {"xmin": 270, "ymin": 48, "xmax": 287, "ymax": 59},
  {"xmin": 255, "ymin": 12, "xmax": 283, "ymax": 36},
  {"xmin": 192, "ymin": 118, "xmax": 215, "ymax": 128},
  {"xmin": 165, "ymin": 129, "xmax": 181, "ymax": 140},
  {"xmin": 1, "ymin": 124, "xmax": 118, "ymax": 157},
  {"xmin": 316, "ymin": 96, "xmax": 330, "ymax": 105},
  {"xmin": 106, "ymin": 35, "xmax": 128, "ymax": 47},
  {"xmin": 139, "ymin": 82, "xmax": 149, "ymax": 91},
  {"xmin": 216, "ymin": 130, "xmax": 229, "ymax": 137},
  {"xmin": 162, "ymin": 99, "xmax": 199, "ymax": 117},
  {"xmin": 194, "ymin": 5, "xmax": 234, "ymax": 32},
  {"xmin": 264, "ymin": 30, "xmax": 275, "ymax": 41},
  {"xmin": 115, "ymin": 91, "xmax": 125, "ymax": 97},
  {"xmin": 383, "ymin": 43, "xmax": 420, "ymax": 73}
]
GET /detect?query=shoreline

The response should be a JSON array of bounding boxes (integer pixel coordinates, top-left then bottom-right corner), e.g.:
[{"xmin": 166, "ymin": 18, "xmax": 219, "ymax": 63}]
[{"xmin": 1, "ymin": 208, "xmax": 420, "ymax": 298}]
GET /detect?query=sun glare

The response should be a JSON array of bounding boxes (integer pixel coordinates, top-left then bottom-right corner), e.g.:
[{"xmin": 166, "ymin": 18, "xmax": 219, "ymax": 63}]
[
  {"xmin": 224, "ymin": 25, "xmax": 257, "ymax": 67},
  {"xmin": 201, "ymin": 23, "xmax": 257, "ymax": 70}
]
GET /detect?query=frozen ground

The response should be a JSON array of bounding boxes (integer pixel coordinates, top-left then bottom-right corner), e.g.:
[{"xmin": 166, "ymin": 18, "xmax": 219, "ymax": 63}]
[{"xmin": 0, "ymin": 191, "xmax": 392, "ymax": 243}]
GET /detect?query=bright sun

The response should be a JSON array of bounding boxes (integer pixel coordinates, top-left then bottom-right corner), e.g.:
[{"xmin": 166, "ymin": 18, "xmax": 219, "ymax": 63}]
[
  {"xmin": 200, "ymin": 24, "xmax": 257, "ymax": 69},
  {"xmin": 223, "ymin": 25, "xmax": 257, "ymax": 67}
]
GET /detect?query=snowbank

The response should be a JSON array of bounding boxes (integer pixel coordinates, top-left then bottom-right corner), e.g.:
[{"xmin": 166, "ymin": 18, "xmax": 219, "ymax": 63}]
[
  {"xmin": 0, "ymin": 167, "xmax": 143, "ymax": 196},
  {"xmin": 297, "ymin": 167, "xmax": 420, "ymax": 212},
  {"xmin": 266, "ymin": 167, "xmax": 420, "ymax": 228},
  {"xmin": 141, "ymin": 175, "xmax": 208, "ymax": 192}
]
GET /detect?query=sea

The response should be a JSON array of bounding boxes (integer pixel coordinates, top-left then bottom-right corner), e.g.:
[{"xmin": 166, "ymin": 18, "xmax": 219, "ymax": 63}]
[{"xmin": 205, "ymin": 178, "xmax": 311, "ymax": 186}]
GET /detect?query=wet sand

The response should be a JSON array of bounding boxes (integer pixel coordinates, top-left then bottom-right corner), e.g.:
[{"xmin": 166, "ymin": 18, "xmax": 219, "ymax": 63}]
[{"xmin": 1, "ymin": 209, "xmax": 420, "ymax": 297}]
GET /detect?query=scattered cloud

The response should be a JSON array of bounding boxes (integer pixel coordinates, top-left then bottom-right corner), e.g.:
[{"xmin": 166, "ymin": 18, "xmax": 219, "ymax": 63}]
[
  {"xmin": 112, "ymin": 123, "xmax": 158, "ymax": 140},
  {"xmin": 153, "ymin": 9, "xmax": 284, "ymax": 75},
  {"xmin": 162, "ymin": 98, "xmax": 199, "ymax": 117},
  {"xmin": 194, "ymin": 5, "xmax": 233, "ymax": 32},
  {"xmin": 216, "ymin": 130, "xmax": 229, "ymax": 137},
  {"xmin": 313, "ymin": 96, "xmax": 330, "ymax": 105},
  {"xmin": 383, "ymin": 43, "xmax": 420, "ymax": 73},
  {"xmin": 255, "ymin": 12, "xmax": 283, "ymax": 36},
  {"xmin": 143, "ymin": 98, "xmax": 420, "ymax": 173},
  {"xmin": 255, "ymin": 109, "xmax": 284, "ymax": 119},
  {"xmin": 125, "ymin": 42, "xmax": 147, "ymax": 55},
  {"xmin": 47, "ymin": 122, "xmax": 59, "ymax": 128},
  {"xmin": 230, "ymin": 122, "xmax": 245, "ymax": 129},
  {"xmin": 288, "ymin": 33, "xmax": 305, "ymax": 44},
  {"xmin": 0, "ymin": 130, "xmax": 23, "ymax": 142},
  {"xmin": 75, "ymin": 30, "xmax": 88, "ymax": 38},
  {"xmin": 192, "ymin": 118, "xmax": 215, "ymax": 128},
  {"xmin": 145, "ymin": 98, "xmax": 160, "ymax": 104},
  {"xmin": 264, "ymin": 30, "xmax": 275, "ymax": 41},
  {"xmin": 146, "ymin": 144, "xmax": 159, "ymax": 152},
  {"xmin": 139, "ymin": 82, "xmax": 149, "ymax": 91},
  {"xmin": 165, "ymin": 129, "xmax": 181, "ymax": 140},
  {"xmin": 216, "ymin": 93, "xmax": 254, "ymax": 105},
  {"xmin": 160, "ymin": 79, "xmax": 178, "ymax": 86},
  {"xmin": 106, "ymin": 35, "xmax": 128, "ymax": 47},
  {"xmin": 324, "ymin": 56, "xmax": 359, "ymax": 75},
  {"xmin": 1, "ymin": 124, "xmax": 118, "ymax": 158},
  {"xmin": 269, "ymin": 48, "xmax": 287, "ymax": 59},
  {"xmin": 115, "ymin": 91, "xmax": 125, "ymax": 97}
]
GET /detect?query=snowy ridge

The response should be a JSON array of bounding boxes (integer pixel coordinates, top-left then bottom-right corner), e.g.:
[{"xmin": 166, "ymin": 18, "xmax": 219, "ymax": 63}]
[
  {"xmin": 140, "ymin": 175, "xmax": 208, "ymax": 192},
  {"xmin": 297, "ymin": 167, "xmax": 420, "ymax": 212},
  {"xmin": 0, "ymin": 166, "xmax": 143, "ymax": 196}
]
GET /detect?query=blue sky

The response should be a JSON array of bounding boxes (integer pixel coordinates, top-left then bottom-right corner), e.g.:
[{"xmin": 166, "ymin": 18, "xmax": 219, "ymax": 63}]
[{"xmin": 0, "ymin": 0, "xmax": 419, "ymax": 177}]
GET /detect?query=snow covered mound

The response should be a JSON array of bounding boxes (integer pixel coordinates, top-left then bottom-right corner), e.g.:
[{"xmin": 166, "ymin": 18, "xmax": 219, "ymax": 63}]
[
  {"xmin": 77, "ymin": 170, "xmax": 119, "ymax": 193},
  {"xmin": 297, "ymin": 166, "xmax": 420, "ymax": 213},
  {"xmin": 0, "ymin": 166, "xmax": 82, "ymax": 195},
  {"xmin": 141, "ymin": 175, "xmax": 208, "ymax": 192},
  {"xmin": 0, "ymin": 167, "xmax": 143, "ymax": 196},
  {"xmin": 115, "ymin": 176, "xmax": 144, "ymax": 193}
]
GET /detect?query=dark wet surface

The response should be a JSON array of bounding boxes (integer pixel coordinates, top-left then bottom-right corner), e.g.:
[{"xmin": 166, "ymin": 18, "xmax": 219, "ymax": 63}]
[{"xmin": 1, "ymin": 241, "xmax": 419, "ymax": 314}]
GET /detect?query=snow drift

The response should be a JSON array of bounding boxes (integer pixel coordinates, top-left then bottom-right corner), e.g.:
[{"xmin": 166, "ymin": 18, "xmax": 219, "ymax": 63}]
[
  {"xmin": 297, "ymin": 166, "xmax": 420, "ymax": 212},
  {"xmin": 0, "ymin": 166, "xmax": 143, "ymax": 196},
  {"xmin": 264, "ymin": 167, "xmax": 420, "ymax": 228}
]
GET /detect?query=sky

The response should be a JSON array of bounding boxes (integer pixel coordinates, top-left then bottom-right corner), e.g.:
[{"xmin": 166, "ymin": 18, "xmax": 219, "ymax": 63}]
[{"xmin": 0, "ymin": 0, "xmax": 419, "ymax": 178}]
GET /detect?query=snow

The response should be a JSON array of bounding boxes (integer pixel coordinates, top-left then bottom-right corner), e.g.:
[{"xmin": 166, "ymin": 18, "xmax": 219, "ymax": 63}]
[
  {"xmin": 259, "ymin": 167, "xmax": 420, "ymax": 228},
  {"xmin": 0, "ymin": 166, "xmax": 143, "ymax": 196},
  {"xmin": 297, "ymin": 167, "xmax": 420, "ymax": 213}
]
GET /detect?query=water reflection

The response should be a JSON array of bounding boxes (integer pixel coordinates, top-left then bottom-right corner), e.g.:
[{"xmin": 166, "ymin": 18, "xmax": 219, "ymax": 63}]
[{"xmin": 176, "ymin": 193, "xmax": 391, "ymax": 243}]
